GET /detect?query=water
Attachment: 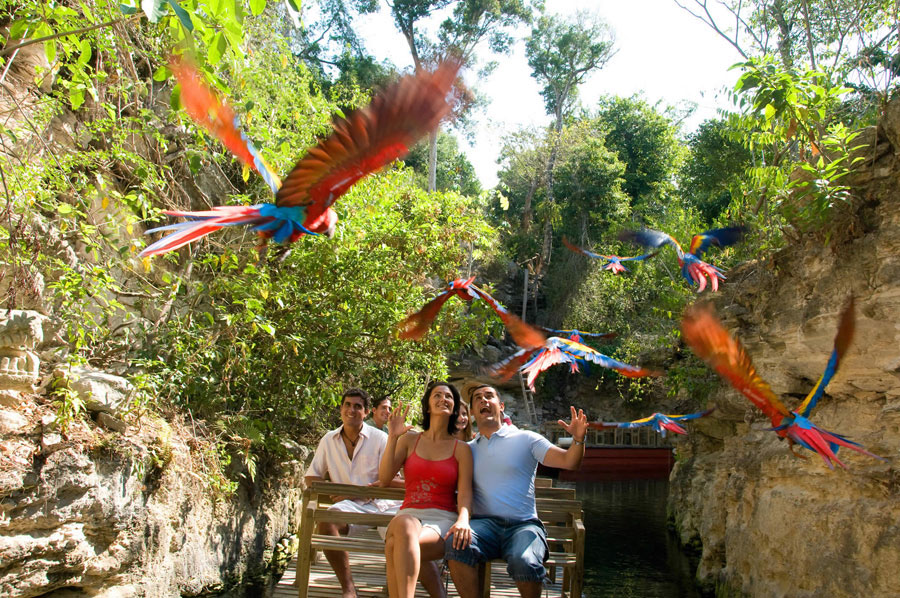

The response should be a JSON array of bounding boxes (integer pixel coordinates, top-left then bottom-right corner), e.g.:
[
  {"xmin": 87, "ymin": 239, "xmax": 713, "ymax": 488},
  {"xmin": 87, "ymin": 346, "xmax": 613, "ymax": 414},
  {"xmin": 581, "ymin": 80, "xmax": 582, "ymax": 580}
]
[{"xmin": 574, "ymin": 479, "xmax": 701, "ymax": 598}]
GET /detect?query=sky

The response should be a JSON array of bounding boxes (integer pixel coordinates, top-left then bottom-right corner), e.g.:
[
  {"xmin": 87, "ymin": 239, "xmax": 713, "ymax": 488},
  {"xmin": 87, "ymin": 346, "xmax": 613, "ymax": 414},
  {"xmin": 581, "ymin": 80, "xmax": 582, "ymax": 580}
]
[{"xmin": 353, "ymin": 0, "xmax": 746, "ymax": 188}]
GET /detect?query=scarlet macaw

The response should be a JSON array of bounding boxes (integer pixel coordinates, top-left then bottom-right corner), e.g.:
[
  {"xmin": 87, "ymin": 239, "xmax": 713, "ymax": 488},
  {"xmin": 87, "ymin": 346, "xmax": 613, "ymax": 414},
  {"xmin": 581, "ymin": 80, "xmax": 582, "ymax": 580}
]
[
  {"xmin": 536, "ymin": 328, "xmax": 616, "ymax": 372},
  {"xmin": 618, "ymin": 226, "xmax": 746, "ymax": 292},
  {"xmin": 681, "ymin": 297, "xmax": 882, "ymax": 469},
  {"xmin": 140, "ymin": 57, "xmax": 459, "ymax": 257},
  {"xmin": 488, "ymin": 336, "xmax": 659, "ymax": 390},
  {"xmin": 538, "ymin": 327, "xmax": 617, "ymax": 344},
  {"xmin": 562, "ymin": 236, "xmax": 658, "ymax": 275},
  {"xmin": 398, "ymin": 277, "xmax": 546, "ymax": 350},
  {"xmin": 594, "ymin": 409, "xmax": 714, "ymax": 437}
]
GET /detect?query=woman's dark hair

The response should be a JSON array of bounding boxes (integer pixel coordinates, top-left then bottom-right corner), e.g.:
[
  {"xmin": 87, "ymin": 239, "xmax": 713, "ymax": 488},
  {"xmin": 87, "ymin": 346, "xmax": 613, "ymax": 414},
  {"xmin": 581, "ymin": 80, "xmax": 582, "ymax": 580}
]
[{"xmin": 420, "ymin": 381, "xmax": 461, "ymax": 434}]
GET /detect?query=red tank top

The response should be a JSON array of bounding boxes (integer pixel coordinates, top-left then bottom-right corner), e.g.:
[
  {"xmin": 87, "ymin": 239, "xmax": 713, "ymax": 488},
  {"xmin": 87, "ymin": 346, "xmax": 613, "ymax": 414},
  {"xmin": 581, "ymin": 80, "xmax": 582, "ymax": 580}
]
[{"xmin": 400, "ymin": 436, "xmax": 459, "ymax": 512}]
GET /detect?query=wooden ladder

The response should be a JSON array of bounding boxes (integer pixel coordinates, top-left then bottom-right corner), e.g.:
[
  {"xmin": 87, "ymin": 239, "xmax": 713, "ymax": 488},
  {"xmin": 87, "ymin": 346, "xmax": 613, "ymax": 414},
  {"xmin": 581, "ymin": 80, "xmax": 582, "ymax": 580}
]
[{"xmin": 518, "ymin": 371, "xmax": 538, "ymax": 425}]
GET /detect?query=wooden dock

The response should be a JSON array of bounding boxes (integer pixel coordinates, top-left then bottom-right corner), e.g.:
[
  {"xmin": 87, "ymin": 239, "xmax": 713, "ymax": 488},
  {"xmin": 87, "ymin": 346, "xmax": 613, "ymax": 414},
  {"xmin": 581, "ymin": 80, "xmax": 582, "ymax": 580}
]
[{"xmin": 273, "ymin": 538, "xmax": 569, "ymax": 598}]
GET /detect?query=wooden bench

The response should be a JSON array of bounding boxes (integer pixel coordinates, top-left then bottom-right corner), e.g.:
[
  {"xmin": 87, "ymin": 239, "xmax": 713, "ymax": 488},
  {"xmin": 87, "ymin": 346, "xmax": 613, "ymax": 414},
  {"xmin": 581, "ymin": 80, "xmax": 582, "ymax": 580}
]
[{"xmin": 295, "ymin": 481, "xmax": 584, "ymax": 598}]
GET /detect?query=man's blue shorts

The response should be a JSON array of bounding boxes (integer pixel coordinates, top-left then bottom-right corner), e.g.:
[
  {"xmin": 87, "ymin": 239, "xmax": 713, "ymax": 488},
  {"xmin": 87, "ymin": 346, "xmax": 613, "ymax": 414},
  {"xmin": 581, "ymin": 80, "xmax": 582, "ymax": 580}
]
[{"xmin": 445, "ymin": 517, "xmax": 549, "ymax": 583}]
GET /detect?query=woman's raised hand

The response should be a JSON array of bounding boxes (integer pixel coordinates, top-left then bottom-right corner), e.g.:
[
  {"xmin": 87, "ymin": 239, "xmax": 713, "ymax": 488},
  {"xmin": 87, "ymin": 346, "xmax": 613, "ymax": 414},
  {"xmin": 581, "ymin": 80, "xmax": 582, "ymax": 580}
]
[{"xmin": 387, "ymin": 404, "xmax": 414, "ymax": 438}]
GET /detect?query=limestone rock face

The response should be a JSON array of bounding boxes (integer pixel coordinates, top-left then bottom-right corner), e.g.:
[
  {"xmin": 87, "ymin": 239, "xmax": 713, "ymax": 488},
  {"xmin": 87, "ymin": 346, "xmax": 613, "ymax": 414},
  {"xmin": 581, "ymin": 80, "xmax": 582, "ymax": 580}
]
[
  {"xmin": 0, "ymin": 411, "xmax": 305, "ymax": 598},
  {"xmin": 0, "ymin": 311, "xmax": 44, "ymax": 392},
  {"xmin": 668, "ymin": 100, "xmax": 900, "ymax": 597},
  {"xmin": 53, "ymin": 366, "xmax": 135, "ymax": 416}
]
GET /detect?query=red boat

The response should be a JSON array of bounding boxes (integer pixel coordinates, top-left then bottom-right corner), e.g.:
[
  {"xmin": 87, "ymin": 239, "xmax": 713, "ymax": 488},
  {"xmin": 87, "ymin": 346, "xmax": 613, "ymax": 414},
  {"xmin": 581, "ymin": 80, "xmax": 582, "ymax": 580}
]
[{"xmin": 537, "ymin": 423, "xmax": 675, "ymax": 480}]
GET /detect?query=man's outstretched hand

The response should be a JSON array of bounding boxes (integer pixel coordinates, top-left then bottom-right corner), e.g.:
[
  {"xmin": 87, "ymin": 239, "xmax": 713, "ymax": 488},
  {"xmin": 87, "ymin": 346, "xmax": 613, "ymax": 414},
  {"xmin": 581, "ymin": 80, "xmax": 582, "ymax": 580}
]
[{"xmin": 558, "ymin": 406, "xmax": 587, "ymax": 443}]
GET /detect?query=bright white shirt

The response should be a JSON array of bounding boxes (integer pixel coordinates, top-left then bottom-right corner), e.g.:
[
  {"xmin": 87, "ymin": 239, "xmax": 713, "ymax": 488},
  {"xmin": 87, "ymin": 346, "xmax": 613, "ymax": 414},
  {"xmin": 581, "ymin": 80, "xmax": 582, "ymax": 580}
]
[{"xmin": 306, "ymin": 424, "xmax": 392, "ymax": 509}]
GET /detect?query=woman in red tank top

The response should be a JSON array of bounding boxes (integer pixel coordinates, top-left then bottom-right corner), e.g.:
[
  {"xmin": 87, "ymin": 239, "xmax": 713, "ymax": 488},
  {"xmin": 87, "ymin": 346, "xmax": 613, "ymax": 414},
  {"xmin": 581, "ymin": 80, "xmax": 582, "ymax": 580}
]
[{"xmin": 379, "ymin": 381, "xmax": 473, "ymax": 598}]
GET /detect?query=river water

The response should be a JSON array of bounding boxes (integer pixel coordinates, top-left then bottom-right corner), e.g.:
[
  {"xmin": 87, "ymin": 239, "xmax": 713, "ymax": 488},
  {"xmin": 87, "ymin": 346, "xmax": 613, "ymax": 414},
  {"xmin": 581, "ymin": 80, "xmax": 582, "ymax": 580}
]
[{"xmin": 572, "ymin": 479, "xmax": 701, "ymax": 598}]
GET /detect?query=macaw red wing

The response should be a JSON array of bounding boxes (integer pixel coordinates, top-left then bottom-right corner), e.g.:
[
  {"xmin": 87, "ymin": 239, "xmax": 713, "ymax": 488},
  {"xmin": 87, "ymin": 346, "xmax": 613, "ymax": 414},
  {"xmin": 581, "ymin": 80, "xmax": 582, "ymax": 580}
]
[
  {"xmin": 681, "ymin": 303, "xmax": 790, "ymax": 425},
  {"xmin": 469, "ymin": 285, "xmax": 546, "ymax": 350},
  {"xmin": 397, "ymin": 277, "xmax": 475, "ymax": 341},
  {"xmin": 796, "ymin": 296, "xmax": 855, "ymax": 417},
  {"xmin": 520, "ymin": 346, "xmax": 569, "ymax": 389},
  {"xmin": 170, "ymin": 57, "xmax": 281, "ymax": 194},
  {"xmin": 275, "ymin": 60, "xmax": 460, "ymax": 226},
  {"xmin": 486, "ymin": 348, "xmax": 538, "ymax": 381}
]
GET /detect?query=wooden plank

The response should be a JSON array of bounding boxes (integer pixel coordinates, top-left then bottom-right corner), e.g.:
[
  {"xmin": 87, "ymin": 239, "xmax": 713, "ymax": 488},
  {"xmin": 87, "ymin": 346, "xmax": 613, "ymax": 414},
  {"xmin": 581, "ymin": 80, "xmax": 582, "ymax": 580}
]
[
  {"xmin": 274, "ymin": 552, "xmax": 568, "ymax": 598},
  {"xmin": 311, "ymin": 535, "xmax": 384, "ymax": 554},
  {"xmin": 308, "ymin": 481, "xmax": 404, "ymax": 500},
  {"xmin": 572, "ymin": 519, "xmax": 585, "ymax": 598},
  {"xmin": 296, "ymin": 492, "xmax": 315, "ymax": 598},
  {"xmin": 535, "ymin": 486, "xmax": 576, "ymax": 499},
  {"xmin": 313, "ymin": 511, "xmax": 395, "ymax": 527}
]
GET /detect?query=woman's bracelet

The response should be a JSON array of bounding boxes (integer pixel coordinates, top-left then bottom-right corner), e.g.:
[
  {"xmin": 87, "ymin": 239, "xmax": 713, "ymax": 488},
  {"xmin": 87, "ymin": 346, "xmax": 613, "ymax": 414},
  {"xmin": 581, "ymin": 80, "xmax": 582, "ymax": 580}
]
[{"xmin": 573, "ymin": 438, "xmax": 585, "ymax": 445}]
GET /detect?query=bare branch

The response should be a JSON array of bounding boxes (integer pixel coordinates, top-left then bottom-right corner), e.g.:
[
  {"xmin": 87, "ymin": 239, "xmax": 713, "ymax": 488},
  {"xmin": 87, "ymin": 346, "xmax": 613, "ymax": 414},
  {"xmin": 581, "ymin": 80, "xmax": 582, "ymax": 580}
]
[
  {"xmin": 0, "ymin": 16, "xmax": 140, "ymax": 57},
  {"xmin": 673, "ymin": 0, "xmax": 750, "ymax": 59}
]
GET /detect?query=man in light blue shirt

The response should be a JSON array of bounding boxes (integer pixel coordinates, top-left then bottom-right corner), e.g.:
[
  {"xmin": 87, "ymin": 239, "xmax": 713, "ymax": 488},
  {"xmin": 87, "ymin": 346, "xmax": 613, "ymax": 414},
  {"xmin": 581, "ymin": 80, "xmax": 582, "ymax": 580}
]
[{"xmin": 445, "ymin": 384, "xmax": 588, "ymax": 598}]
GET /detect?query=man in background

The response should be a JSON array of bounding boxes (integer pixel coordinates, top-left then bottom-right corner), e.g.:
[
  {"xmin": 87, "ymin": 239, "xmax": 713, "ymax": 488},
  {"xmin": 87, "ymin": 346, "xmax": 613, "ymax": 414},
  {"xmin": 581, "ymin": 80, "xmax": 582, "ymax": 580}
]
[{"xmin": 368, "ymin": 395, "xmax": 392, "ymax": 432}]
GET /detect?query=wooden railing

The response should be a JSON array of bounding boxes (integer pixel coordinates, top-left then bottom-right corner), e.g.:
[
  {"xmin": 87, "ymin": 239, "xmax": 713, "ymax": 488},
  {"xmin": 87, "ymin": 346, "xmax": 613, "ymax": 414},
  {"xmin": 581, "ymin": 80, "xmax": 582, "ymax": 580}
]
[
  {"xmin": 542, "ymin": 422, "xmax": 672, "ymax": 448},
  {"xmin": 295, "ymin": 480, "xmax": 585, "ymax": 598}
]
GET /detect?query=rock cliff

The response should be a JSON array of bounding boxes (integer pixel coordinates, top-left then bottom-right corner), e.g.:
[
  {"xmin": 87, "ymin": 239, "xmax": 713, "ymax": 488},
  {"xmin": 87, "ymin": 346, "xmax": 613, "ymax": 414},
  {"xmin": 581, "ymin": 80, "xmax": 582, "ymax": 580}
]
[
  {"xmin": 0, "ymin": 391, "xmax": 306, "ymax": 597},
  {"xmin": 667, "ymin": 100, "xmax": 900, "ymax": 597}
]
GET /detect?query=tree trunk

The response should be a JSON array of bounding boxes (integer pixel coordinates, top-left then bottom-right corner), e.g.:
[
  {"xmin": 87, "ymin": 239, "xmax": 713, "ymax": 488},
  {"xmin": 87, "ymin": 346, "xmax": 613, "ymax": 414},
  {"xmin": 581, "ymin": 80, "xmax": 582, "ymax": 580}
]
[
  {"xmin": 521, "ymin": 267, "xmax": 529, "ymax": 320},
  {"xmin": 799, "ymin": 0, "xmax": 816, "ymax": 69},
  {"xmin": 535, "ymin": 114, "xmax": 564, "ymax": 274},
  {"xmin": 427, "ymin": 128, "xmax": 438, "ymax": 192},
  {"xmin": 771, "ymin": 0, "xmax": 795, "ymax": 69},
  {"xmin": 521, "ymin": 174, "xmax": 541, "ymax": 232}
]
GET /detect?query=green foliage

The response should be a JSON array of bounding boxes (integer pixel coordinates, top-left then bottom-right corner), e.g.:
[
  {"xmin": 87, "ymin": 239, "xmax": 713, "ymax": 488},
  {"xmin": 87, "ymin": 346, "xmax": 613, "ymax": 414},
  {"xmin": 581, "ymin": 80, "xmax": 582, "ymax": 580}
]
[
  {"xmin": 552, "ymin": 127, "xmax": 629, "ymax": 238},
  {"xmin": 52, "ymin": 372, "xmax": 87, "ymax": 433},
  {"xmin": 729, "ymin": 56, "xmax": 867, "ymax": 237},
  {"xmin": 404, "ymin": 132, "xmax": 482, "ymax": 196},
  {"xmin": 783, "ymin": 124, "xmax": 867, "ymax": 233},
  {"xmin": 593, "ymin": 95, "xmax": 686, "ymax": 206},
  {"xmin": 0, "ymin": 1, "xmax": 500, "ymax": 468},
  {"xmin": 525, "ymin": 10, "xmax": 614, "ymax": 121},
  {"xmin": 437, "ymin": 0, "xmax": 537, "ymax": 60},
  {"xmin": 678, "ymin": 119, "xmax": 753, "ymax": 225},
  {"xmin": 139, "ymin": 170, "xmax": 497, "ymax": 441}
]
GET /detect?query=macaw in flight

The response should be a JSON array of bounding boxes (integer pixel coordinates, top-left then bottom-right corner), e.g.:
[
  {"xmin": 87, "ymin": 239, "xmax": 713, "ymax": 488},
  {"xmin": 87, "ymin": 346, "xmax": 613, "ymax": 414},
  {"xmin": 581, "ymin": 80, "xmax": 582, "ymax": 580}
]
[
  {"xmin": 488, "ymin": 336, "xmax": 660, "ymax": 390},
  {"xmin": 398, "ymin": 277, "xmax": 546, "ymax": 350},
  {"xmin": 681, "ymin": 297, "xmax": 883, "ymax": 469},
  {"xmin": 140, "ymin": 56, "xmax": 459, "ymax": 257},
  {"xmin": 562, "ymin": 236, "xmax": 658, "ymax": 275},
  {"xmin": 538, "ymin": 327, "xmax": 617, "ymax": 345},
  {"xmin": 593, "ymin": 409, "xmax": 714, "ymax": 437},
  {"xmin": 618, "ymin": 226, "xmax": 746, "ymax": 292},
  {"xmin": 535, "ymin": 328, "xmax": 616, "ymax": 372}
]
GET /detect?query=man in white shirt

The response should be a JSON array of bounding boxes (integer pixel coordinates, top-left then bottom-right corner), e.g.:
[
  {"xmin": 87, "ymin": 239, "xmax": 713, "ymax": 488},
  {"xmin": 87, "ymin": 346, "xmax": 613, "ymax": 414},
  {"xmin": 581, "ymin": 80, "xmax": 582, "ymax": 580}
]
[
  {"xmin": 305, "ymin": 388, "xmax": 390, "ymax": 597},
  {"xmin": 304, "ymin": 388, "xmax": 444, "ymax": 598}
]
